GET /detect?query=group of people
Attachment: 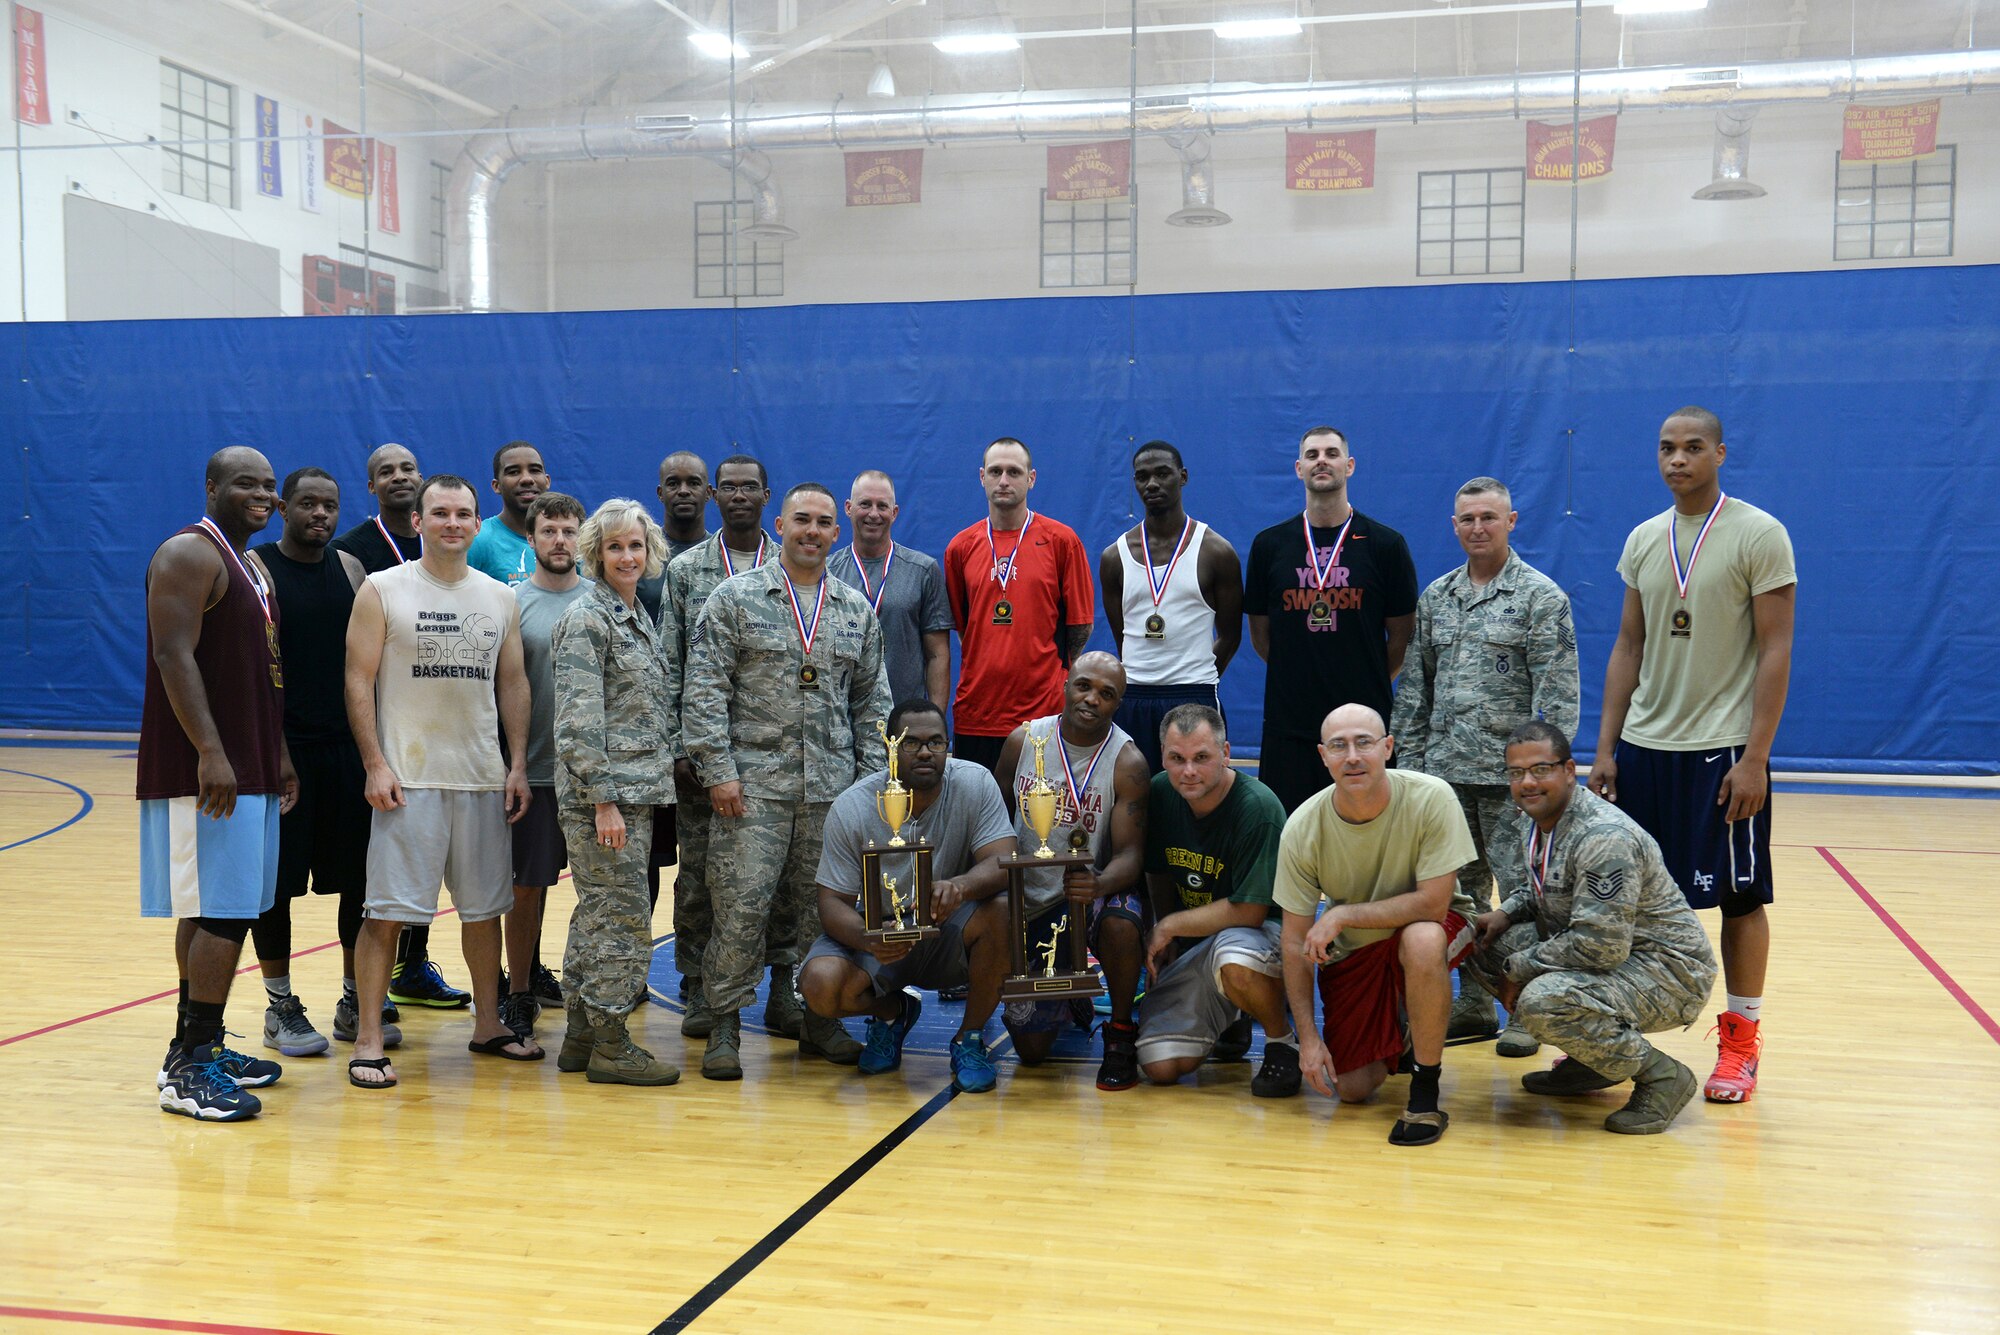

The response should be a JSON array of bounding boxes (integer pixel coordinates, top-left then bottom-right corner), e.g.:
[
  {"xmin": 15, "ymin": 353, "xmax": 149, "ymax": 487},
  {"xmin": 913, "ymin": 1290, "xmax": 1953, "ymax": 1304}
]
[{"xmin": 140, "ymin": 409, "xmax": 1794, "ymax": 1146}]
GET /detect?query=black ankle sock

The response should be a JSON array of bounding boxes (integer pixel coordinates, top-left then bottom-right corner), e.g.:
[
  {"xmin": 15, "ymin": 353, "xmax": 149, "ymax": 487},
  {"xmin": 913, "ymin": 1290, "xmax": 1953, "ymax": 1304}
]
[
  {"xmin": 182, "ymin": 1000, "xmax": 226, "ymax": 1053},
  {"xmin": 1408, "ymin": 1061, "xmax": 1443, "ymax": 1115},
  {"xmin": 174, "ymin": 979, "xmax": 190, "ymax": 1047}
]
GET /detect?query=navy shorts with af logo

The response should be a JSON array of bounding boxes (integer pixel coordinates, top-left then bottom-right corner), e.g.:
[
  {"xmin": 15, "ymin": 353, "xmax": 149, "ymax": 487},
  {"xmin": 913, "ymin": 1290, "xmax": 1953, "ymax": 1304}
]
[{"xmin": 1611, "ymin": 740, "xmax": 1773, "ymax": 919}]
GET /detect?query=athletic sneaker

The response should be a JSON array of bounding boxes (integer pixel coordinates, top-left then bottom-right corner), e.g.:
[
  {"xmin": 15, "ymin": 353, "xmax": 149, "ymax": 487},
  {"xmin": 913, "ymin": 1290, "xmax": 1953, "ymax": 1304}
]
[
  {"xmin": 158, "ymin": 1045, "xmax": 262, "ymax": 1122},
  {"xmin": 331, "ymin": 994, "xmax": 404, "ymax": 1049},
  {"xmin": 262, "ymin": 996, "xmax": 329, "ymax": 1057},
  {"xmin": 1251, "ymin": 1040, "xmax": 1302, "ymax": 1098},
  {"xmin": 157, "ymin": 1038, "xmax": 281, "ymax": 1090},
  {"xmin": 499, "ymin": 991, "xmax": 538, "ymax": 1041},
  {"xmin": 1704, "ymin": 1011, "xmax": 1762, "ymax": 1103},
  {"xmin": 531, "ymin": 963, "xmax": 564, "ymax": 1007},
  {"xmin": 389, "ymin": 958, "xmax": 471, "ymax": 1009},
  {"xmin": 1096, "ymin": 1020, "xmax": 1139, "ymax": 1091},
  {"xmin": 949, "ymin": 1032, "xmax": 996, "ymax": 1094},
  {"xmin": 859, "ymin": 992, "xmax": 922, "ymax": 1076}
]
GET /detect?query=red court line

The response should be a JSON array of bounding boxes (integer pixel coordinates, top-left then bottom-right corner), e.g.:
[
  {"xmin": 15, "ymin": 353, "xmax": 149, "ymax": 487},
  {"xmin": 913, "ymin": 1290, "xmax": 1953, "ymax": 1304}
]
[
  {"xmin": 0, "ymin": 1305, "xmax": 333, "ymax": 1334},
  {"xmin": 1819, "ymin": 846, "xmax": 2000, "ymax": 1046},
  {"xmin": 1779, "ymin": 842, "xmax": 2000, "ymax": 856}
]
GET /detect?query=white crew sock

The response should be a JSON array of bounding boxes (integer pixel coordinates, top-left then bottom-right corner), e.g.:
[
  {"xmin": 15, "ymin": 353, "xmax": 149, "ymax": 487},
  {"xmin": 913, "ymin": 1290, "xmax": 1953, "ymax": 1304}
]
[{"xmin": 1726, "ymin": 993, "xmax": 1762, "ymax": 1023}]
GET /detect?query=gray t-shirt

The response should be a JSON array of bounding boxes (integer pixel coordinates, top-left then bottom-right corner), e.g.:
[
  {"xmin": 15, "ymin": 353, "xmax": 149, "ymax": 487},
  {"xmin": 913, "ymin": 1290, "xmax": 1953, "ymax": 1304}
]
[
  {"xmin": 516, "ymin": 577, "xmax": 593, "ymax": 786},
  {"xmin": 816, "ymin": 757, "xmax": 1015, "ymax": 902},
  {"xmin": 829, "ymin": 543, "xmax": 953, "ymax": 710}
]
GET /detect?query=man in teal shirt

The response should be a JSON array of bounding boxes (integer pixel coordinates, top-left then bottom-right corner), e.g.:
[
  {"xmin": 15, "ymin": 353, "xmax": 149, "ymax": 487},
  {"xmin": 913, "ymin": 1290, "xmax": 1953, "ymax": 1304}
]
[
  {"xmin": 466, "ymin": 441, "xmax": 549, "ymax": 587},
  {"xmin": 1138, "ymin": 703, "xmax": 1301, "ymax": 1097}
]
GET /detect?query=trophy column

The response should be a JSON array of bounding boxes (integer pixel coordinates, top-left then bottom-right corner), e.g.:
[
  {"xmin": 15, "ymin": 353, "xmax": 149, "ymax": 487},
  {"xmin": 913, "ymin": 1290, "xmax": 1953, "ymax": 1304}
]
[
  {"xmin": 997, "ymin": 850, "xmax": 1104, "ymax": 1001},
  {"xmin": 860, "ymin": 836, "xmax": 940, "ymax": 947}
]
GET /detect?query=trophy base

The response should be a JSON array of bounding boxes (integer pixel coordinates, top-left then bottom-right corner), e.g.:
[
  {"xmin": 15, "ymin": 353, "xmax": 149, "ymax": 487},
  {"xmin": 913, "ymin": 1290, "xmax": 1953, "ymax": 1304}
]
[
  {"xmin": 1001, "ymin": 971, "xmax": 1105, "ymax": 1002},
  {"xmin": 862, "ymin": 926, "xmax": 941, "ymax": 948}
]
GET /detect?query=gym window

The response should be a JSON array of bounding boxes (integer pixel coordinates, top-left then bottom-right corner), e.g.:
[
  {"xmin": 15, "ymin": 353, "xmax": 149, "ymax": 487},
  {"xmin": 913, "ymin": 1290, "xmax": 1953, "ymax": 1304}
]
[
  {"xmin": 1417, "ymin": 168, "xmax": 1523, "ymax": 277},
  {"xmin": 1835, "ymin": 146, "xmax": 1954, "ymax": 261},
  {"xmin": 694, "ymin": 200, "xmax": 784, "ymax": 299},
  {"xmin": 160, "ymin": 61, "xmax": 237, "ymax": 208},
  {"xmin": 1040, "ymin": 191, "xmax": 1135, "ymax": 289}
]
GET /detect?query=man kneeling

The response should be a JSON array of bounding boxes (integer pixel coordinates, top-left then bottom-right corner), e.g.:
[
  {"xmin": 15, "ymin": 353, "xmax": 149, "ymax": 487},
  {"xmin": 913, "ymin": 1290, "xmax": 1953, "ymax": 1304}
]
[
  {"xmin": 1466, "ymin": 721, "xmax": 1718, "ymax": 1135},
  {"xmin": 800, "ymin": 700, "xmax": 1018, "ymax": 1091}
]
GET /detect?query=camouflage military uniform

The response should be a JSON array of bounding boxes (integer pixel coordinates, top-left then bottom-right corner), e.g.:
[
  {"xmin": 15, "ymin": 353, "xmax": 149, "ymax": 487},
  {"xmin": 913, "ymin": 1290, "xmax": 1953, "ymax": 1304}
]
[
  {"xmin": 682, "ymin": 563, "xmax": 891, "ymax": 1015},
  {"xmin": 1391, "ymin": 550, "xmax": 1579, "ymax": 915},
  {"xmin": 552, "ymin": 581, "xmax": 676, "ymax": 1030},
  {"xmin": 662, "ymin": 532, "xmax": 774, "ymax": 988},
  {"xmin": 1461, "ymin": 787, "xmax": 1717, "ymax": 1081}
]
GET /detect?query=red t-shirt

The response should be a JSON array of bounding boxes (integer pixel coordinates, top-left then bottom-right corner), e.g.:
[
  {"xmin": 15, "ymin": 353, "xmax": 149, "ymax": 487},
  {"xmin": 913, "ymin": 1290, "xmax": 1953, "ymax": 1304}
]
[{"xmin": 944, "ymin": 512, "xmax": 1094, "ymax": 737}]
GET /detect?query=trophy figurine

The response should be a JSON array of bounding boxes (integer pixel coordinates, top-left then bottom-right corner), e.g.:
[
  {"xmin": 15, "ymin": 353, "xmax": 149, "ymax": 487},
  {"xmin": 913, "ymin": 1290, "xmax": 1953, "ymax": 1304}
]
[
  {"xmin": 1021, "ymin": 727, "xmax": 1061, "ymax": 859},
  {"xmin": 1037, "ymin": 915, "xmax": 1068, "ymax": 975},
  {"xmin": 884, "ymin": 874, "xmax": 910, "ymax": 932},
  {"xmin": 875, "ymin": 720, "xmax": 913, "ymax": 847}
]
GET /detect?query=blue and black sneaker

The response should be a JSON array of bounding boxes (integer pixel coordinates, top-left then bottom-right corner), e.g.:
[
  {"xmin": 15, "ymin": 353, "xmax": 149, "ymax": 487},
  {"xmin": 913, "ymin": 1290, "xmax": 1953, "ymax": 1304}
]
[
  {"xmin": 949, "ymin": 1031, "xmax": 996, "ymax": 1094},
  {"xmin": 859, "ymin": 991, "xmax": 922, "ymax": 1076},
  {"xmin": 158, "ymin": 1045, "xmax": 263, "ymax": 1122},
  {"xmin": 389, "ymin": 958, "xmax": 471, "ymax": 1009},
  {"xmin": 156, "ymin": 1036, "xmax": 281, "ymax": 1090}
]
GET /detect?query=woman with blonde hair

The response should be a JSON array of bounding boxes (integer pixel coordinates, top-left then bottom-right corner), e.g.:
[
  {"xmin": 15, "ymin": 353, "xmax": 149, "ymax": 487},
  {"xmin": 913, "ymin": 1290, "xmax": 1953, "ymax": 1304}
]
[{"xmin": 550, "ymin": 498, "xmax": 679, "ymax": 1085}]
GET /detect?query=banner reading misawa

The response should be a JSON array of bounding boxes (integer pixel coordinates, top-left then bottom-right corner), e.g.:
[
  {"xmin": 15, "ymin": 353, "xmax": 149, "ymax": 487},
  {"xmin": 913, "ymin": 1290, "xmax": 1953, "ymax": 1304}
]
[
  {"xmin": 1842, "ymin": 101, "xmax": 1940, "ymax": 162},
  {"xmin": 1527, "ymin": 114, "xmax": 1617, "ymax": 182},
  {"xmin": 845, "ymin": 149, "xmax": 922, "ymax": 206},
  {"xmin": 1047, "ymin": 140, "xmax": 1130, "ymax": 202},
  {"xmin": 1285, "ymin": 130, "xmax": 1375, "ymax": 192},
  {"xmin": 15, "ymin": 5, "xmax": 49, "ymax": 126}
]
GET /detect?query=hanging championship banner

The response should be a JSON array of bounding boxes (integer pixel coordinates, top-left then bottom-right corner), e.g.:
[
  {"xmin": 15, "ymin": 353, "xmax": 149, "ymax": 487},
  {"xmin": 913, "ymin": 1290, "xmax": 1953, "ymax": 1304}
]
[
  {"xmin": 1286, "ymin": 129, "xmax": 1375, "ymax": 192},
  {"xmin": 1842, "ymin": 100, "xmax": 1940, "ymax": 162},
  {"xmin": 14, "ymin": 5, "xmax": 49, "ymax": 126},
  {"xmin": 376, "ymin": 141, "xmax": 400, "ymax": 232},
  {"xmin": 845, "ymin": 149, "xmax": 922, "ymax": 206},
  {"xmin": 254, "ymin": 95, "xmax": 283, "ymax": 198},
  {"xmin": 299, "ymin": 112, "xmax": 322, "ymax": 213},
  {"xmin": 323, "ymin": 119, "xmax": 368, "ymax": 199},
  {"xmin": 1047, "ymin": 140, "xmax": 1130, "ymax": 202},
  {"xmin": 1527, "ymin": 114, "xmax": 1617, "ymax": 182}
]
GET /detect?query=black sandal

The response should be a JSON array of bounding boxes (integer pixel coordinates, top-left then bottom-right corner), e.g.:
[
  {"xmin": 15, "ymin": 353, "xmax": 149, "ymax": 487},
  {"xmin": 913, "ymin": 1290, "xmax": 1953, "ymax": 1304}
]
[
  {"xmin": 348, "ymin": 1057, "xmax": 397, "ymax": 1089},
  {"xmin": 468, "ymin": 1034, "xmax": 545, "ymax": 1061},
  {"xmin": 1389, "ymin": 1108, "xmax": 1449, "ymax": 1147}
]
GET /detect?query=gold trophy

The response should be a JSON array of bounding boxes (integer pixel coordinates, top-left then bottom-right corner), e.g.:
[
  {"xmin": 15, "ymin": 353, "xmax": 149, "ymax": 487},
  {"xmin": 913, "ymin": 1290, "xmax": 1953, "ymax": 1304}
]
[
  {"xmin": 860, "ymin": 723, "xmax": 939, "ymax": 946},
  {"xmin": 1021, "ymin": 726, "xmax": 1061, "ymax": 859},
  {"xmin": 875, "ymin": 721, "xmax": 912, "ymax": 847}
]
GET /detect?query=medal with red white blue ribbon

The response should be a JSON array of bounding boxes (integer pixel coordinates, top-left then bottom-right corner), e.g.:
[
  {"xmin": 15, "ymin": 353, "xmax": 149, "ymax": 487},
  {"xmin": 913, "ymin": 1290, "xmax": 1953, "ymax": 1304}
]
[
  {"xmin": 848, "ymin": 545, "xmax": 894, "ymax": 615},
  {"xmin": 1302, "ymin": 510, "xmax": 1353, "ymax": 626},
  {"xmin": 1666, "ymin": 492, "xmax": 1726, "ymax": 635},
  {"xmin": 783, "ymin": 567, "xmax": 826, "ymax": 690},
  {"xmin": 721, "ymin": 532, "xmax": 768, "ymax": 579},
  {"xmin": 1140, "ymin": 518, "xmax": 1195, "ymax": 639},
  {"xmin": 1056, "ymin": 725, "xmax": 1111, "ymax": 850},
  {"xmin": 1527, "ymin": 823, "xmax": 1555, "ymax": 905},
  {"xmin": 373, "ymin": 513, "xmax": 418, "ymax": 564}
]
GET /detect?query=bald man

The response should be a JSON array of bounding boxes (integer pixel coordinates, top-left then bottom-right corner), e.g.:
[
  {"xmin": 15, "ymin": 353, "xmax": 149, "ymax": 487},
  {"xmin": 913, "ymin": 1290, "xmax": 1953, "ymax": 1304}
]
[
  {"xmin": 1273, "ymin": 704, "xmax": 1478, "ymax": 1146},
  {"xmin": 332, "ymin": 443, "xmax": 424, "ymax": 574},
  {"xmin": 637, "ymin": 449, "xmax": 711, "ymax": 625},
  {"xmin": 829, "ymin": 470, "xmax": 953, "ymax": 711}
]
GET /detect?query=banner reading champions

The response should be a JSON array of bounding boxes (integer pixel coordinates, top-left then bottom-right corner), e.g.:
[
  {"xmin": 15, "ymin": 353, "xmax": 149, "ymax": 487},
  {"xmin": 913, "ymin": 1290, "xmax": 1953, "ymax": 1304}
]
[
  {"xmin": 1527, "ymin": 114, "xmax": 1617, "ymax": 182},
  {"xmin": 1047, "ymin": 140, "xmax": 1131, "ymax": 202},
  {"xmin": 324, "ymin": 120, "xmax": 368, "ymax": 199},
  {"xmin": 1285, "ymin": 130, "xmax": 1376, "ymax": 192},
  {"xmin": 845, "ymin": 149, "xmax": 922, "ymax": 206},
  {"xmin": 1842, "ymin": 101, "xmax": 1941, "ymax": 162}
]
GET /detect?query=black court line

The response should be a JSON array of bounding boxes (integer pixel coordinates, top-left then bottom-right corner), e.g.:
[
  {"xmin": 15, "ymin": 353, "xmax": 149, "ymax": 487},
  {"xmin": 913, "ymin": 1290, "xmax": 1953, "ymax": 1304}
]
[{"xmin": 651, "ymin": 1080, "xmax": 961, "ymax": 1332}]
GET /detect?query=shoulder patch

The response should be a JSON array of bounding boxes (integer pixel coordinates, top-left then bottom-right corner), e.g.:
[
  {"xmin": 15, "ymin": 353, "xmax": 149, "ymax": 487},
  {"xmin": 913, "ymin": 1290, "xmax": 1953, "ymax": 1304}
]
[{"xmin": 1584, "ymin": 867, "xmax": 1626, "ymax": 901}]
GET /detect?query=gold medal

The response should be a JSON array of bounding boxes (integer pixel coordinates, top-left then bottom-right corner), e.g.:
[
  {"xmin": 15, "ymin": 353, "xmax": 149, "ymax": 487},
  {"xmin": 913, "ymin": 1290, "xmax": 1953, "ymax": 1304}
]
[
  {"xmin": 1143, "ymin": 612, "xmax": 1165, "ymax": 640},
  {"xmin": 993, "ymin": 599, "xmax": 1013, "ymax": 626},
  {"xmin": 799, "ymin": 662, "xmax": 819, "ymax": 689},
  {"xmin": 1671, "ymin": 608, "xmax": 1692, "ymax": 639},
  {"xmin": 1309, "ymin": 599, "xmax": 1332, "ymax": 627},
  {"xmin": 1069, "ymin": 827, "xmax": 1089, "ymax": 851}
]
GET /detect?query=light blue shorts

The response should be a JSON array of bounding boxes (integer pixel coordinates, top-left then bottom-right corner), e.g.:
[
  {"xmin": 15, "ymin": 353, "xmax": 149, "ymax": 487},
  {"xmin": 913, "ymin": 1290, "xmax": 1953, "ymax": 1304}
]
[{"xmin": 139, "ymin": 794, "xmax": 281, "ymax": 920}]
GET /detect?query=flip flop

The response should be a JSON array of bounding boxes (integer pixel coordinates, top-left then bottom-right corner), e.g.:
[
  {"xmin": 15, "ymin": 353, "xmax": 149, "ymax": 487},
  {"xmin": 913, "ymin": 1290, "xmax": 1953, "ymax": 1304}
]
[
  {"xmin": 468, "ymin": 1034, "xmax": 546, "ymax": 1062},
  {"xmin": 348, "ymin": 1056, "xmax": 397, "ymax": 1089},
  {"xmin": 1389, "ymin": 1108, "xmax": 1449, "ymax": 1147}
]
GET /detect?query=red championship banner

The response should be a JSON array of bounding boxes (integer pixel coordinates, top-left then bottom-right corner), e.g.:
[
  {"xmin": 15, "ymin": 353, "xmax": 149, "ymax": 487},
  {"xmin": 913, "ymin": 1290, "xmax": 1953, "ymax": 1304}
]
[
  {"xmin": 1842, "ymin": 100, "xmax": 1940, "ymax": 162},
  {"xmin": 1527, "ymin": 114, "xmax": 1617, "ymax": 182},
  {"xmin": 1285, "ymin": 129, "xmax": 1375, "ymax": 192},
  {"xmin": 376, "ymin": 141, "xmax": 400, "ymax": 233},
  {"xmin": 14, "ymin": 5, "xmax": 50, "ymax": 126},
  {"xmin": 845, "ymin": 149, "xmax": 922, "ymax": 206},
  {"xmin": 1047, "ymin": 140, "xmax": 1130, "ymax": 202},
  {"xmin": 323, "ymin": 119, "xmax": 369, "ymax": 199}
]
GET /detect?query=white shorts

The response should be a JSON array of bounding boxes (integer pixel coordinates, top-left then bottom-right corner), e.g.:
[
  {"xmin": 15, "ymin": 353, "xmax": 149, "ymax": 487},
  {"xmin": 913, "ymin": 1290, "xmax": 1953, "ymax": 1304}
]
[
  {"xmin": 1135, "ymin": 921, "xmax": 1284, "ymax": 1065},
  {"xmin": 364, "ymin": 787, "xmax": 515, "ymax": 925}
]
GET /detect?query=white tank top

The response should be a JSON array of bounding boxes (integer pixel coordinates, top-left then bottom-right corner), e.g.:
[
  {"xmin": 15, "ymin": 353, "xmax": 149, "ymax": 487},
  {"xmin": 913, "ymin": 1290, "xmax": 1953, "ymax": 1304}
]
[
  {"xmin": 1010, "ymin": 713, "xmax": 1134, "ymax": 910},
  {"xmin": 371, "ymin": 561, "xmax": 516, "ymax": 790},
  {"xmin": 1117, "ymin": 519, "xmax": 1217, "ymax": 686}
]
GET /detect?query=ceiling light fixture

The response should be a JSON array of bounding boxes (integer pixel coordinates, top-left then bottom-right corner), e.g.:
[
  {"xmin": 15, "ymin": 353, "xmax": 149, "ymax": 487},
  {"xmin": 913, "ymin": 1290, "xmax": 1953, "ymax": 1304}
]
[
  {"xmin": 867, "ymin": 61, "xmax": 896, "ymax": 97},
  {"xmin": 1213, "ymin": 18, "xmax": 1304, "ymax": 40},
  {"xmin": 688, "ymin": 31, "xmax": 750, "ymax": 60},
  {"xmin": 933, "ymin": 33, "xmax": 1020, "ymax": 55},
  {"xmin": 1613, "ymin": 0, "xmax": 1708, "ymax": 15}
]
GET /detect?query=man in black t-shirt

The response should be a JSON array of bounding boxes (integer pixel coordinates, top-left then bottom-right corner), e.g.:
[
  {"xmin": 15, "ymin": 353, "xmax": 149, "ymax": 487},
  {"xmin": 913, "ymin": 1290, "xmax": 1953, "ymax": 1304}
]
[{"xmin": 1245, "ymin": 426, "xmax": 1418, "ymax": 813}]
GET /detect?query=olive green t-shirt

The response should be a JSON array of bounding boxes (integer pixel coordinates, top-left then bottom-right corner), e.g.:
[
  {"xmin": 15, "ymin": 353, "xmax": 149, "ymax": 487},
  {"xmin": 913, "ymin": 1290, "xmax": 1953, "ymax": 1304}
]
[
  {"xmin": 1145, "ymin": 770, "xmax": 1288, "ymax": 946},
  {"xmin": 1272, "ymin": 769, "xmax": 1476, "ymax": 964},
  {"xmin": 1616, "ymin": 499, "xmax": 1796, "ymax": 751}
]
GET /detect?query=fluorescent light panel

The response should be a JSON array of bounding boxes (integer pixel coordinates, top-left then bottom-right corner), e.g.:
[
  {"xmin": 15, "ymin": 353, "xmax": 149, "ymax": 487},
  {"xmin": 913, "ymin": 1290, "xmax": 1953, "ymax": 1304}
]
[
  {"xmin": 934, "ymin": 33, "xmax": 1020, "ymax": 54},
  {"xmin": 1213, "ymin": 18, "xmax": 1304, "ymax": 40},
  {"xmin": 1613, "ymin": 0, "xmax": 1707, "ymax": 14},
  {"xmin": 689, "ymin": 31, "xmax": 750, "ymax": 59}
]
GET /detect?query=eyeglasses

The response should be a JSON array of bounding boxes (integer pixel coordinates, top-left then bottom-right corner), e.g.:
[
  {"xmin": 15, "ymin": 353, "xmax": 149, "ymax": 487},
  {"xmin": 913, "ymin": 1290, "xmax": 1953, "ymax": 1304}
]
[
  {"xmin": 715, "ymin": 481, "xmax": 764, "ymax": 496},
  {"xmin": 1504, "ymin": 762, "xmax": 1566, "ymax": 782},
  {"xmin": 1320, "ymin": 735, "xmax": 1383, "ymax": 757},
  {"xmin": 899, "ymin": 737, "xmax": 947, "ymax": 754}
]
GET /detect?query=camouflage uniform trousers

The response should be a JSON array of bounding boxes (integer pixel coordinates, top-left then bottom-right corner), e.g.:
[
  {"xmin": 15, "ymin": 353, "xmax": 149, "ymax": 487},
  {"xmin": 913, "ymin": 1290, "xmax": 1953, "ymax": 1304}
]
[
  {"xmin": 700, "ymin": 795, "xmax": 829, "ymax": 1016},
  {"xmin": 1452, "ymin": 783, "xmax": 1523, "ymax": 1008},
  {"xmin": 559, "ymin": 802, "xmax": 657, "ymax": 1031},
  {"xmin": 673, "ymin": 786, "xmax": 790, "ymax": 988},
  {"xmin": 1464, "ymin": 923, "xmax": 1711, "ymax": 1082}
]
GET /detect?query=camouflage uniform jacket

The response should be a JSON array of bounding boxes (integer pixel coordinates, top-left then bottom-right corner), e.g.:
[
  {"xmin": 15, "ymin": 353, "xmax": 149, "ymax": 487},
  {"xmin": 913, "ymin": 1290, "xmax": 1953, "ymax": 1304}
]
[
  {"xmin": 1391, "ymin": 549, "xmax": 1579, "ymax": 785},
  {"xmin": 662, "ymin": 530, "xmax": 774, "ymax": 767},
  {"xmin": 551, "ymin": 579, "xmax": 675, "ymax": 808},
  {"xmin": 1496, "ymin": 786, "xmax": 1716, "ymax": 989},
  {"xmin": 682, "ymin": 562, "xmax": 891, "ymax": 803}
]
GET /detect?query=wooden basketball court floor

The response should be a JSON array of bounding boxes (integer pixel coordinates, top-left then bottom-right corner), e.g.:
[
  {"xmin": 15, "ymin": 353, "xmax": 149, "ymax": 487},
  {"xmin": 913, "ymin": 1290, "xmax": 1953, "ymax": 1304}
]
[{"xmin": 2, "ymin": 743, "xmax": 1997, "ymax": 1335}]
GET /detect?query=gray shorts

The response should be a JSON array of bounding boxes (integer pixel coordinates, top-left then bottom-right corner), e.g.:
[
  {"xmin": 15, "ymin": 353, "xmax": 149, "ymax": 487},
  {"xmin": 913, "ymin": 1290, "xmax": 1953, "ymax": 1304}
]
[
  {"xmin": 1135, "ymin": 921, "xmax": 1284, "ymax": 1064},
  {"xmin": 802, "ymin": 899, "xmax": 977, "ymax": 997},
  {"xmin": 365, "ymin": 787, "xmax": 516, "ymax": 925}
]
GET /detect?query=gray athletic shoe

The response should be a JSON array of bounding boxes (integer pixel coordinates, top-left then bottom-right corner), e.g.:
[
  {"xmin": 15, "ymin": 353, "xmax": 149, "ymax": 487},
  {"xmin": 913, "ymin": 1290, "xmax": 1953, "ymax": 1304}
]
[
  {"xmin": 1606, "ymin": 1048, "xmax": 1697, "ymax": 1134},
  {"xmin": 331, "ymin": 993, "xmax": 402, "ymax": 1049},
  {"xmin": 262, "ymin": 996, "xmax": 329, "ymax": 1057},
  {"xmin": 1496, "ymin": 1017, "xmax": 1542, "ymax": 1058}
]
